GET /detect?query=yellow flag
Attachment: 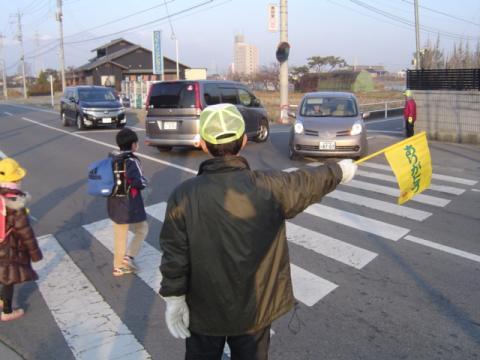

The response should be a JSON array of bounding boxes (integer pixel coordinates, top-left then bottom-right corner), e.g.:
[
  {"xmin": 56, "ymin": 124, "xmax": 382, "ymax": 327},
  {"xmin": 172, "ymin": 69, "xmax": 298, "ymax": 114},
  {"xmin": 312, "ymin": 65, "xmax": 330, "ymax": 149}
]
[{"xmin": 384, "ymin": 132, "xmax": 432, "ymax": 204}]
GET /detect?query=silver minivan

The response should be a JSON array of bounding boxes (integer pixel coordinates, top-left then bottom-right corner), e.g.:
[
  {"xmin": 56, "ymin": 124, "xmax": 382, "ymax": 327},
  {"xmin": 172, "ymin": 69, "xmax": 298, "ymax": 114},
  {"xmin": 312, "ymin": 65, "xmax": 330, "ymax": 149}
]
[{"xmin": 144, "ymin": 80, "xmax": 269, "ymax": 151}]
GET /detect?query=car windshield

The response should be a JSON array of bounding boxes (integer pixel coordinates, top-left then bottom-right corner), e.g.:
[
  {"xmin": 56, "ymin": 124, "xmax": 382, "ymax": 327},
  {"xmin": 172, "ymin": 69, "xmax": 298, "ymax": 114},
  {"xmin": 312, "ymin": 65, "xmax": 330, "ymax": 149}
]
[
  {"xmin": 78, "ymin": 88, "xmax": 116, "ymax": 102},
  {"xmin": 300, "ymin": 97, "xmax": 357, "ymax": 117},
  {"xmin": 148, "ymin": 82, "xmax": 196, "ymax": 108}
]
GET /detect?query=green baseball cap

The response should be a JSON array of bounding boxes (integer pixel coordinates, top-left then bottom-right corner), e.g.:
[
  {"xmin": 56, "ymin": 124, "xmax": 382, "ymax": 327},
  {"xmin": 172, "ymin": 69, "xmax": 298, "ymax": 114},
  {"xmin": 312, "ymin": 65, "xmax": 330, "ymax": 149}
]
[{"xmin": 199, "ymin": 104, "xmax": 245, "ymax": 145}]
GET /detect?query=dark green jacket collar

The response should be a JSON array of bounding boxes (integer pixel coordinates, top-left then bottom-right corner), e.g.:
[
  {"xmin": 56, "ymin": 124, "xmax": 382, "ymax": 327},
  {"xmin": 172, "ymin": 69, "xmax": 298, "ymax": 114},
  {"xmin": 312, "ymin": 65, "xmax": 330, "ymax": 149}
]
[{"xmin": 198, "ymin": 156, "xmax": 250, "ymax": 175}]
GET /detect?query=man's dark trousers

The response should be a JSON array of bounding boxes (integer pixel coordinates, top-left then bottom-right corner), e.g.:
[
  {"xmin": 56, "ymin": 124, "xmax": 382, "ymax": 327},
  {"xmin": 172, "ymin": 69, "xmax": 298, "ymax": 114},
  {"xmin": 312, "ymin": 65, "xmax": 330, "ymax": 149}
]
[
  {"xmin": 405, "ymin": 120, "xmax": 414, "ymax": 138},
  {"xmin": 185, "ymin": 326, "xmax": 271, "ymax": 360}
]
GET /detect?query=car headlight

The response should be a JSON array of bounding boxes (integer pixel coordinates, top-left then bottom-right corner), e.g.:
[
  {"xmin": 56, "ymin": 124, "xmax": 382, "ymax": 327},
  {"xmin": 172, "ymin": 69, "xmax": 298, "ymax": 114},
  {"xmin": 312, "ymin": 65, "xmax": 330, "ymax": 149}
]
[
  {"xmin": 350, "ymin": 122, "xmax": 362, "ymax": 136},
  {"xmin": 294, "ymin": 122, "xmax": 304, "ymax": 134}
]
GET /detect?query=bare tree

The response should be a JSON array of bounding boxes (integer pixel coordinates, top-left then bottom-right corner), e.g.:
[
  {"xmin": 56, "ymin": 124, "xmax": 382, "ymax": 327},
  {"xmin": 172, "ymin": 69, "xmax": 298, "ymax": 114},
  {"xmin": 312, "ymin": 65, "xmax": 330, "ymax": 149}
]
[{"xmin": 254, "ymin": 63, "xmax": 279, "ymax": 91}]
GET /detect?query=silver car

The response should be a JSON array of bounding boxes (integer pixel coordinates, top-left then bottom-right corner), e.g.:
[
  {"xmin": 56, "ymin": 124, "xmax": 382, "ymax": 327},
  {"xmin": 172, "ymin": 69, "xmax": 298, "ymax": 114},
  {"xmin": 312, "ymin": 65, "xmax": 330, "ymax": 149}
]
[{"xmin": 289, "ymin": 92, "xmax": 368, "ymax": 160}]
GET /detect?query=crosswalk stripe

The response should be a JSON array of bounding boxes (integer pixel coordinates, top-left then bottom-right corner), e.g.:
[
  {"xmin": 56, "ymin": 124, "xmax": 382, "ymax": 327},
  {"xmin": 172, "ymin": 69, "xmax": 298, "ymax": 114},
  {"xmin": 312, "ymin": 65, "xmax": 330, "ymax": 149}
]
[
  {"xmin": 34, "ymin": 235, "xmax": 151, "ymax": 360},
  {"xmin": 306, "ymin": 162, "xmax": 324, "ymax": 167},
  {"xmin": 83, "ymin": 218, "xmax": 163, "ymax": 293},
  {"xmin": 327, "ymin": 190, "xmax": 432, "ymax": 221},
  {"xmin": 287, "ymin": 223, "xmax": 377, "ymax": 269},
  {"xmin": 404, "ymin": 235, "xmax": 480, "ymax": 263},
  {"xmin": 283, "ymin": 167, "xmax": 298, "ymax": 172},
  {"xmin": 305, "ymin": 203, "xmax": 410, "ymax": 241},
  {"xmin": 356, "ymin": 169, "xmax": 466, "ymax": 195},
  {"xmin": 432, "ymin": 173, "xmax": 478, "ymax": 186},
  {"xmin": 345, "ymin": 179, "xmax": 450, "ymax": 207},
  {"xmin": 290, "ymin": 264, "xmax": 338, "ymax": 306},
  {"xmin": 359, "ymin": 162, "xmax": 477, "ymax": 186},
  {"xmin": 146, "ymin": 202, "xmax": 337, "ymax": 306}
]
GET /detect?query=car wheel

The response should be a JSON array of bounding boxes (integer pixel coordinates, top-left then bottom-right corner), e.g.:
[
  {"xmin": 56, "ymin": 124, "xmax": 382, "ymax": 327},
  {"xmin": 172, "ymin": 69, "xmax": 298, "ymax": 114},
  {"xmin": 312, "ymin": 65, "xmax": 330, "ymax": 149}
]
[
  {"xmin": 254, "ymin": 119, "xmax": 269, "ymax": 142},
  {"xmin": 61, "ymin": 112, "xmax": 68, "ymax": 127},
  {"xmin": 157, "ymin": 146, "xmax": 172, "ymax": 152},
  {"xmin": 76, "ymin": 114, "xmax": 85, "ymax": 130}
]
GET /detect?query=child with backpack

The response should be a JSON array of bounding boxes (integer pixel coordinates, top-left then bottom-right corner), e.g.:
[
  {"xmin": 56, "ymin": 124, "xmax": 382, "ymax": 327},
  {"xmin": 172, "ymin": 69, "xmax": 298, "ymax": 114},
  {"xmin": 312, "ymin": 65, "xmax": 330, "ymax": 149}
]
[
  {"xmin": 0, "ymin": 158, "xmax": 43, "ymax": 321},
  {"xmin": 107, "ymin": 128, "xmax": 149, "ymax": 276}
]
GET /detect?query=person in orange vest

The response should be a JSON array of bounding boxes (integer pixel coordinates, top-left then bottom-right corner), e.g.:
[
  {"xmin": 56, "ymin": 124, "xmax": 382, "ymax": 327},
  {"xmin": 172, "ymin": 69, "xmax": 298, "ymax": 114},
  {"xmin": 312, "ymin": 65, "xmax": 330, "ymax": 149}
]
[{"xmin": 403, "ymin": 89, "xmax": 417, "ymax": 138}]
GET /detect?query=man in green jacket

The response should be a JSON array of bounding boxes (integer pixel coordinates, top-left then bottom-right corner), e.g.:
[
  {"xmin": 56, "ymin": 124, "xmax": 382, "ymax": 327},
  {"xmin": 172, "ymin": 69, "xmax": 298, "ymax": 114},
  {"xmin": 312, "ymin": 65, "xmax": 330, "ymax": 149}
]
[{"xmin": 159, "ymin": 103, "xmax": 357, "ymax": 359}]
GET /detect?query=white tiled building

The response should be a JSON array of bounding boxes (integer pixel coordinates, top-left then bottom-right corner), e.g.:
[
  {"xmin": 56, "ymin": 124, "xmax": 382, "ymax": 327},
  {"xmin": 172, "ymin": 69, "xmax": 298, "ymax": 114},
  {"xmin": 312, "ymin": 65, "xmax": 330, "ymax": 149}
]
[{"xmin": 233, "ymin": 35, "xmax": 259, "ymax": 76}]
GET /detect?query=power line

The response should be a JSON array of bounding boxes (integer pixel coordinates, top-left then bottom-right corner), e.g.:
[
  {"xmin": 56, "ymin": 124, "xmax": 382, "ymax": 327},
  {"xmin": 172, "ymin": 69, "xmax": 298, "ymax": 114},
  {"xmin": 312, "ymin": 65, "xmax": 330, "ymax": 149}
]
[
  {"xmin": 64, "ymin": 0, "xmax": 214, "ymax": 45},
  {"xmin": 4, "ymin": 0, "xmax": 225, "ymax": 72},
  {"xmin": 400, "ymin": 0, "xmax": 480, "ymax": 27},
  {"xmin": 349, "ymin": 0, "xmax": 479, "ymax": 41}
]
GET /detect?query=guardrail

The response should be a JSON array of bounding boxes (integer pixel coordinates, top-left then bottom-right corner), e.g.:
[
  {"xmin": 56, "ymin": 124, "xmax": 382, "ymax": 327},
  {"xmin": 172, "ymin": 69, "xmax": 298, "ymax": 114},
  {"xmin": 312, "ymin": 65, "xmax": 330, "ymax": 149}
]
[{"xmin": 289, "ymin": 100, "xmax": 404, "ymax": 120}]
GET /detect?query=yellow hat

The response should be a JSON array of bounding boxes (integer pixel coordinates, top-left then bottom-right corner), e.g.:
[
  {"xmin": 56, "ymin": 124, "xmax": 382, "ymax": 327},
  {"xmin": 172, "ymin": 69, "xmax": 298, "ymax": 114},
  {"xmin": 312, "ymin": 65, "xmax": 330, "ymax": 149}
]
[
  {"xmin": 199, "ymin": 104, "xmax": 245, "ymax": 145},
  {"xmin": 0, "ymin": 158, "xmax": 27, "ymax": 183},
  {"xmin": 403, "ymin": 89, "xmax": 413, "ymax": 97}
]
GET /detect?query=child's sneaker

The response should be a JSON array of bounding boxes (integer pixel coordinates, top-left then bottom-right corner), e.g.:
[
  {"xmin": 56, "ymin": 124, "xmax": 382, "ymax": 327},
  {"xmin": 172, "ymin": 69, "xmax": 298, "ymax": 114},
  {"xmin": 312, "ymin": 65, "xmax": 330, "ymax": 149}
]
[
  {"xmin": 1, "ymin": 308, "xmax": 24, "ymax": 321},
  {"xmin": 113, "ymin": 266, "xmax": 133, "ymax": 277},
  {"xmin": 122, "ymin": 256, "xmax": 138, "ymax": 272}
]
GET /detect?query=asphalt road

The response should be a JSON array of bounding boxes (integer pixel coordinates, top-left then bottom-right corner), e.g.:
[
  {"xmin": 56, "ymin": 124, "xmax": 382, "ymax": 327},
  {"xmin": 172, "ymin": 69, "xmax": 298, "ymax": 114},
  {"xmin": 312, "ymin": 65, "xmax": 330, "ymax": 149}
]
[{"xmin": 0, "ymin": 103, "xmax": 479, "ymax": 360}]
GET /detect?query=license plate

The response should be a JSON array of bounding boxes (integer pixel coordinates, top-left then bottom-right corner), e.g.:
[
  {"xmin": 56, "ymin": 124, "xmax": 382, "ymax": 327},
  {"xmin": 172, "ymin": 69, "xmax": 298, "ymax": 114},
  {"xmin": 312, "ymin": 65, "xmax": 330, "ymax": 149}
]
[
  {"xmin": 102, "ymin": 118, "xmax": 112, "ymax": 123},
  {"xmin": 163, "ymin": 121, "xmax": 177, "ymax": 130},
  {"xmin": 319, "ymin": 141, "xmax": 335, "ymax": 150}
]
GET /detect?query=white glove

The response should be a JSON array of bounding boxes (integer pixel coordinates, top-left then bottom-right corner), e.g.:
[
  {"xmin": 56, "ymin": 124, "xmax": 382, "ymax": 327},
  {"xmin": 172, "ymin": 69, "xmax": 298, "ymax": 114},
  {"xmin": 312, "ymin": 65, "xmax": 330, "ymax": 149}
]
[
  {"xmin": 164, "ymin": 295, "xmax": 191, "ymax": 339},
  {"xmin": 338, "ymin": 159, "xmax": 357, "ymax": 184}
]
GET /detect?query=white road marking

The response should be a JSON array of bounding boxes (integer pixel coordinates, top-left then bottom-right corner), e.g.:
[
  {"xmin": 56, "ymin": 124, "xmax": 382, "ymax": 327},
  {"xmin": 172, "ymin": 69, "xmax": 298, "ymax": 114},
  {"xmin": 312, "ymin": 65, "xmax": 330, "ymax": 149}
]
[
  {"xmin": 20, "ymin": 116, "xmax": 197, "ymax": 174},
  {"xmin": 356, "ymin": 169, "xmax": 466, "ymax": 195},
  {"xmin": 306, "ymin": 162, "xmax": 324, "ymax": 167},
  {"xmin": 287, "ymin": 223, "xmax": 377, "ymax": 269},
  {"xmin": 4, "ymin": 111, "xmax": 13, "ymax": 116},
  {"xmin": 290, "ymin": 264, "xmax": 338, "ymax": 306},
  {"xmin": 345, "ymin": 179, "xmax": 450, "ymax": 207},
  {"xmin": 83, "ymin": 218, "xmax": 163, "ymax": 293},
  {"xmin": 472, "ymin": 189, "xmax": 480, "ymax": 192},
  {"xmin": 359, "ymin": 162, "xmax": 477, "ymax": 186},
  {"xmin": 305, "ymin": 203, "xmax": 410, "ymax": 241},
  {"xmin": 404, "ymin": 235, "xmax": 480, "ymax": 263},
  {"xmin": 283, "ymin": 167, "xmax": 298, "ymax": 172},
  {"xmin": 146, "ymin": 202, "xmax": 337, "ymax": 306},
  {"xmin": 327, "ymin": 189, "xmax": 432, "ymax": 221},
  {"xmin": 34, "ymin": 234, "xmax": 152, "ymax": 360},
  {"xmin": 0, "ymin": 149, "xmax": 7, "ymax": 158},
  {"xmin": 432, "ymin": 173, "xmax": 478, "ymax": 186}
]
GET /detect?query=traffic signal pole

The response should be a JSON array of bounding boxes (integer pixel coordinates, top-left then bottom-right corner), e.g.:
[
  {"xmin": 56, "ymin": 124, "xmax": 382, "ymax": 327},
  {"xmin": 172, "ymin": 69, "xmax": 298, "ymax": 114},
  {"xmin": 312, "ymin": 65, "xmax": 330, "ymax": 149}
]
[{"xmin": 279, "ymin": 0, "xmax": 288, "ymax": 124}]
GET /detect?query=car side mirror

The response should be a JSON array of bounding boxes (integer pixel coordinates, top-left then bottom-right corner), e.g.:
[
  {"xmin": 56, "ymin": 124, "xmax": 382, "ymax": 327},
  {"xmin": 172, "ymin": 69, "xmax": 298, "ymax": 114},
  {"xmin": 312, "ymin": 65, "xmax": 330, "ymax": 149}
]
[
  {"xmin": 288, "ymin": 111, "xmax": 296, "ymax": 118},
  {"xmin": 252, "ymin": 98, "xmax": 261, "ymax": 107},
  {"xmin": 69, "ymin": 96, "xmax": 76, "ymax": 102},
  {"xmin": 362, "ymin": 112, "xmax": 370, "ymax": 119}
]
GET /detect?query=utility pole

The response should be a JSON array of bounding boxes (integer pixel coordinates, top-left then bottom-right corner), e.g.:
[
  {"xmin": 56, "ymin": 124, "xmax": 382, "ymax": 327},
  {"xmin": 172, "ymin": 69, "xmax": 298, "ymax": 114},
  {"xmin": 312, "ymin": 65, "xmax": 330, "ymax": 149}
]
[
  {"xmin": 279, "ymin": 0, "xmax": 288, "ymax": 124},
  {"xmin": 16, "ymin": 12, "xmax": 27, "ymax": 98},
  {"xmin": 0, "ymin": 33, "xmax": 8, "ymax": 99},
  {"xmin": 414, "ymin": 0, "xmax": 421, "ymax": 70},
  {"xmin": 56, "ymin": 0, "xmax": 66, "ymax": 90}
]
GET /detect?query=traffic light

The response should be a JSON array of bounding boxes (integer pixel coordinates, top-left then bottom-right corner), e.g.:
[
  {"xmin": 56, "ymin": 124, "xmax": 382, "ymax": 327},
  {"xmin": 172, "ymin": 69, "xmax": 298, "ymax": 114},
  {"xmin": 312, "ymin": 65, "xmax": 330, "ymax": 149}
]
[{"xmin": 276, "ymin": 42, "xmax": 290, "ymax": 63}]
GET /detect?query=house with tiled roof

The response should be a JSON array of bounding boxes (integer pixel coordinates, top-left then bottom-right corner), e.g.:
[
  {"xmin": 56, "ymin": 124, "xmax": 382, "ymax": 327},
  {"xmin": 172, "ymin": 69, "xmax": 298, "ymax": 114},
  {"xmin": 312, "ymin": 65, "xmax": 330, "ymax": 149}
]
[{"xmin": 67, "ymin": 38, "xmax": 190, "ymax": 91}]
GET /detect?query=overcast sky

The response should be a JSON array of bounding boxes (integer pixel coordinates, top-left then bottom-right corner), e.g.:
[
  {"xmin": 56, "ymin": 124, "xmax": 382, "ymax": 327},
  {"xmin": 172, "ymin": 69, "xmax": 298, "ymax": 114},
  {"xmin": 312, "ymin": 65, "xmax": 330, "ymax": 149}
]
[{"xmin": 1, "ymin": 0, "xmax": 479, "ymax": 76}]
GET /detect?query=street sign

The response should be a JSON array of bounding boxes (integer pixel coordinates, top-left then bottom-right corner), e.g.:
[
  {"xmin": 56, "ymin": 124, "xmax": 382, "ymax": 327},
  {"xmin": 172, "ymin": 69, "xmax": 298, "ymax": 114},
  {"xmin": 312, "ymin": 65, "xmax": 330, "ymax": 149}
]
[
  {"xmin": 268, "ymin": 4, "xmax": 278, "ymax": 32},
  {"xmin": 152, "ymin": 30, "xmax": 164, "ymax": 77}
]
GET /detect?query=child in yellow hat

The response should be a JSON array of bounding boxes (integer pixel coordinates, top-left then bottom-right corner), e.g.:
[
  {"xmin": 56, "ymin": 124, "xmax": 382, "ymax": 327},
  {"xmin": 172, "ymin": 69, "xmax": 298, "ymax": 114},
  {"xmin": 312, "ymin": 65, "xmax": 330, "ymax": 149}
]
[{"xmin": 0, "ymin": 158, "xmax": 43, "ymax": 321}]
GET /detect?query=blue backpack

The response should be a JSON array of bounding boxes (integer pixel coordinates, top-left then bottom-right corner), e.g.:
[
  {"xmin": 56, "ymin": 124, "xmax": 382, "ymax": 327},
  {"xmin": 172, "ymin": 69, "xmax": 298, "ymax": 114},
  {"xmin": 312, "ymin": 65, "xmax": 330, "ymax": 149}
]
[{"xmin": 88, "ymin": 155, "xmax": 129, "ymax": 197}]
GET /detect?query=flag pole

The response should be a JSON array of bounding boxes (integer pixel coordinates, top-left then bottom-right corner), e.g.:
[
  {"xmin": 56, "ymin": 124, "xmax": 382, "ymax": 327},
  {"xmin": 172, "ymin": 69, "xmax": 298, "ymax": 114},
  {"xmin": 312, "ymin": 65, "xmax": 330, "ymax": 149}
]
[{"xmin": 355, "ymin": 132, "xmax": 426, "ymax": 165}]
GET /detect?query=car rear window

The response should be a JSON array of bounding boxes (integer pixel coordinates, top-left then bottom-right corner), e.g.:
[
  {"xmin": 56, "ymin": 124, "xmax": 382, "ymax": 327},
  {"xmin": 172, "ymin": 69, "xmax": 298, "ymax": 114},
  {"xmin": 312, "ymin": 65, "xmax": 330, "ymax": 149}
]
[
  {"xmin": 78, "ymin": 88, "xmax": 116, "ymax": 101},
  {"xmin": 148, "ymin": 82, "xmax": 196, "ymax": 108},
  {"xmin": 300, "ymin": 97, "xmax": 357, "ymax": 117}
]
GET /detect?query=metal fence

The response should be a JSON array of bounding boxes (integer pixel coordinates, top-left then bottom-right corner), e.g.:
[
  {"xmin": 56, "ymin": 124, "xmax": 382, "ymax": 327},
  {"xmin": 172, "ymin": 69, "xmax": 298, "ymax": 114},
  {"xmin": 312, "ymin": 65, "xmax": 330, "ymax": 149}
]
[{"xmin": 407, "ymin": 69, "xmax": 480, "ymax": 91}]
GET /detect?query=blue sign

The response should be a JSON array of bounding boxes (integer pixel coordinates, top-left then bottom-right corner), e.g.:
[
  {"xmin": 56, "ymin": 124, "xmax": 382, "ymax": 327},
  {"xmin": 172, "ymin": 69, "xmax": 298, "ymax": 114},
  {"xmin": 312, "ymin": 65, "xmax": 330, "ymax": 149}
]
[{"xmin": 153, "ymin": 30, "xmax": 164, "ymax": 76}]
